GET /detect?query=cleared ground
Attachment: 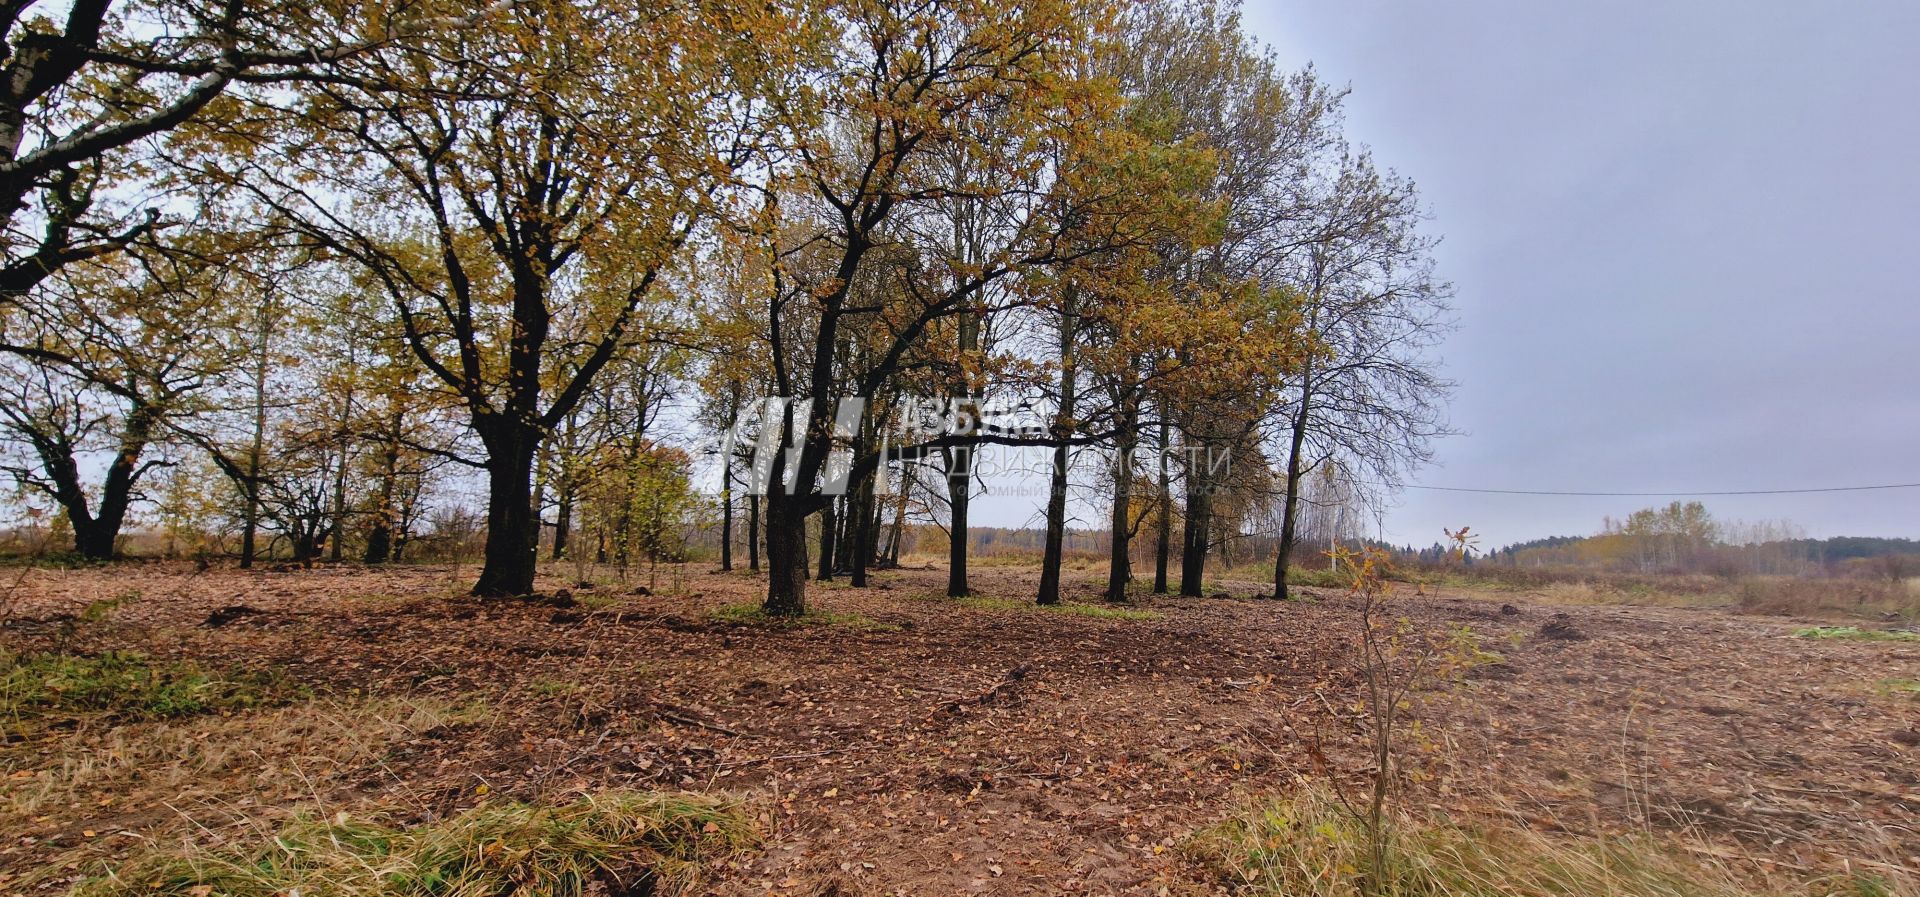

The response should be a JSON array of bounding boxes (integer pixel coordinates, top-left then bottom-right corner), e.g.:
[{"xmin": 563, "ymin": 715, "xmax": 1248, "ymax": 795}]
[{"xmin": 3, "ymin": 561, "xmax": 1916, "ymax": 894}]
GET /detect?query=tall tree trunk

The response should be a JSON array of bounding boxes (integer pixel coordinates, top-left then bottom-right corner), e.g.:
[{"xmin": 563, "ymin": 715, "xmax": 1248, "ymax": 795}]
[
  {"xmin": 849, "ymin": 477, "xmax": 873, "ymax": 587},
  {"xmin": 1104, "ymin": 395, "xmax": 1138, "ymax": 603},
  {"xmin": 763, "ymin": 488, "xmax": 807, "ymax": 615},
  {"xmin": 1180, "ymin": 440, "xmax": 1216, "ymax": 598},
  {"xmin": 364, "ymin": 428, "xmax": 399, "ymax": 564},
  {"xmin": 1037, "ymin": 441, "xmax": 1071, "ymax": 605},
  {"xmin": 39, "ymin": 406, "xmax": 152, "ymax": 561},
  {"xmin": 240, "ymin": 348, "xmax": 269, "ymax": 567},
  {"xmin": 550, "ymin": 413, "xmax": 576, "ymax": 560},
  {"xmin": 1274, "ymin": 379, "xmax": 1315, "ymax": 601},
  {"xmin": 328, "ymin": 350, "xmax": 355, "ymax": 564},
  {"xmin": 94, "ymin": 413, "xmax": 155, "ymax": 560},
  {"xmin": 848, "ymin": 429, "xmax": 876, "ymax": 586},
  {"xmin": 1153, "ymin": 417, "xmax": 1171, "ymax": 594},
  {"xmin": 816, "ymin": 498, "xmax": 836, "ymax": 582},
  {"xmin": 551, "ymin": 479, "xmax": 573, "ymax": 560},
  {"xmin": 472, "ymin": 423, "xmax": 540, "ymax": 597},
  {"xmin": 1037, "ymin": 292, "xmax": 1077, "ymax": 605},
  {"xmin": 884, "ymin": 468, "xmax": 909, "ymax": 565},
  {"xmin": 945, "ymin": 446, "xmax": 971, "ymax": 597},
  {"xmin": 748, "ymin": 493, "xmax": 760, "ymax": 572},
  {"xmin": 720, "ymin": 473, "xmax": 734, "ymax": 572}
]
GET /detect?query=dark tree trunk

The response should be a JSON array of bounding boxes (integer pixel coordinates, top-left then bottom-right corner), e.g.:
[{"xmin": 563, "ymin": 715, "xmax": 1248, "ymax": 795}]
[
  {"xmin": 816, "ymin": 498, "xmax": 836, "ymax": 582},
  {"xmin": 364, "ymin": 519, "xmax": 393, "ymax": 564},
  {"xmin": 748, "ymin": 493, "xmax": 760, "ymax": 572},
  {"xmin": 719, "ymin": 464, "xmax": 734, "ymax": 572},
  {"xmin": 764, "ymin": 489, "xmax": 808, "ymax": 615},
  {"xmin": 1037, "ymin": 441, "xmax": 1070, "ymax": 605},
  {"xmin": 328, "ymin": 453, "xmax": 347, "ymax": 563},
  {"xmin": 365, "ymin": 435, "xmax": 399, "ymax": 564},
  {"xmin": 328, "ymin": 367, "xmax": 353, "ymax": 563},
  {"xmin": 885, "ymin": 467, "xmax": 909, "ymax": 565},
  {"xmin": 830, "ymin": 494, "xmax": 849, "ymax": 572},
  {"xmin": 41, "ymin": 409, "xmax": 154, "ymax": 561},
  {"xmin": 551, "ymin": 481, "xmax": 573, "ymax": 560},
  {"xmin": 848, "ymin": 460, "xmax": 875, "ymax": 587},
  {"xmin": 1104, "ymin": 396, "xmax": 1138, "ymax": 603},
  {"xmin": 852, "ymin": 491, "xmax": 875, "ymax": 591},
  {"xmin": 1274, "ymin": 380, "xmax": 1315, "ymax": 601},
  {"xmin": 945, "ymin": 446, "xmax": 971, "ymax": 597},
  {"xmin": 472, "ymin": 424, "xmax": 540, "ymax": 597},
  {"xmin": 238, "ymin": 501, "xmax": 259, "ymax": 567},
  {"xmin": 1153, "ymin": 418, "xmax": 1171, "ymax": 594},
  {"xmin": 71, "ymin": 517, "xmax": 117, "ymax": 560},
  {"xmin": 1038, "ymin": 292, "xmax": 1076, "ymax": 606},
  {"xmin": 293, "ymin": 529, "xmax": 322, "ymax": 565},
  {"xmin": 1180, "ymin": 442, "xmax": 1216, "ymax": 598}
]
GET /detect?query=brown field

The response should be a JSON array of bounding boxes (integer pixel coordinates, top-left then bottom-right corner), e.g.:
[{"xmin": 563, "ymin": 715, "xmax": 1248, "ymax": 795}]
[{"xmin": 2, "ymin": 561, "xmax": 1917, "ymax": 895}]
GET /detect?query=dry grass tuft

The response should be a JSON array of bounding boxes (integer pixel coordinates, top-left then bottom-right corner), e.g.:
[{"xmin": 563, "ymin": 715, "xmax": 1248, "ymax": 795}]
[
  {"xmin": 1189, "ymin": 785, "xmax": 1913, "ymax": 897},
  {"xmin": 1793, "ymin": 626, "xmax": 1918, "ymax": 642},
  {"xmin": 73, "ymin": 790, "xmax": 757, "ymax": 897},
  {"xmin": 1, "ymin": 696, "xmax": 481, "ymax": 820}
]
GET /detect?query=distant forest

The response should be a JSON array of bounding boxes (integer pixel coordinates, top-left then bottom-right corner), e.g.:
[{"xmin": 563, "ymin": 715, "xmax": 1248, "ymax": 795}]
[{"xmin": 1496, "ymin": 534, "xmax": 1920, "ymax": 562}]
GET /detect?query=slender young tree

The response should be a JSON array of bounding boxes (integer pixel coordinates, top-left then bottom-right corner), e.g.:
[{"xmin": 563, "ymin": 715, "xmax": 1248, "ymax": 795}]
[{"xmin": 1269, "ymin": 153, "xmax": 1451, "ymax": 600}]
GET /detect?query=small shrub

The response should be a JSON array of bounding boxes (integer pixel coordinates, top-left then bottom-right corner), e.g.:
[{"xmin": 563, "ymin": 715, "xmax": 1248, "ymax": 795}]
[
  {"xmin": 1792, "ymin": 626, "xmax": 1918, "ymax": 643},
  {"xmin": 74, "ymin": 790, "xmax": 757, "ymax": 897},
  {"xmin": 0, "ymin": 650, "xmax": 305, "ymax": 730}
]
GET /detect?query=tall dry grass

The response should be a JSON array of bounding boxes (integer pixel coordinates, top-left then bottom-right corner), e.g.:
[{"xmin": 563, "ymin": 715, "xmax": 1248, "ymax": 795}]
[{"xmin": 1189, "ymin": 784, "xmax": 1914, "ymax": 897}]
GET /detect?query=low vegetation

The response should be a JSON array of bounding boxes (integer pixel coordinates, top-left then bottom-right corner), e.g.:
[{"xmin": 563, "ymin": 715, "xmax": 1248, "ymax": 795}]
[
  {"xmin": 706, "ymin": 602, "xmax": 899, "ymax": 631},
  {"xmin": 1875, "ymin": 679, "xmax": 1920, "ymax": 697},
  {"xmin": 1793, "ymin": 626, "xmax": 1919, "ymax": 643},
  {"xmin": 3, "ymin": 696, "xmax": 482, "ymax": 822},
  {"xmin": 0, "ymin": 650, "xmax": 304, "ymax": 732},
  {"xmin": 73, "ymin": 791, "xmax": 757, "ymax": 897},
  {"xmin": 955, "ymin": 596, "xmax": 1163, "ymax": 621},
  {"xmin": 1190, "ymin": 785, "xmax": 1909, "ymax": 897}
]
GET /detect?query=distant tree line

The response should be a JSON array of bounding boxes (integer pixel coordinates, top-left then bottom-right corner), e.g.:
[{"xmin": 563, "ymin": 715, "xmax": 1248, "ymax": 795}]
[{"xmin": 0, "ymin": 0, "xmax": 1451, "ymax": 613}]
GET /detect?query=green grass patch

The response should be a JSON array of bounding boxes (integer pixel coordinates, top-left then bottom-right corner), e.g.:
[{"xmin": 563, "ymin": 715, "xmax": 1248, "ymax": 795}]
[
  {"xmin": 1792, "ymin": 626, "xmax": 1919, "ymax": 642},
  {"xmin": 1189, "ymin": 785, "xmax": 1899, "ymax": 897},
  {"xmin": 1282, "ymin": 566, "xmax": 1351, "ymax": 590},
  {"xmin": 1875, "ymin": 678, "xmax": 1920, "ymax": 697},
  {"xmin": 706, "ymin": 603, "xmax": 899, "ymax": 631},
  {"xmin": 528, "ymin": 677, "xmax": 585, "ymax": 697},
  {"xmin": 955, "ymin": 596, "xmax": 1162, "ymax": 621},
  {"xmin": 78, "ymin": 591, "xmax": 141, "ymax": 622},
  {"xmin": 73, "ymin": 790, "xmax": 756, "ymax": 897},
  {"xmin": 574, "ymin": 591, "xmax": 622, "ymax": 610},
  {"xmin": 0, "ymin": 650, "xmax": 305, "ymax": 731}
]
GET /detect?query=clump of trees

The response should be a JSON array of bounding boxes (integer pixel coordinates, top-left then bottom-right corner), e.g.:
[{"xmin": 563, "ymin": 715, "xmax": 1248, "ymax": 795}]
[
  {"xmin": 0, "ymin": 0, "xmax": 1452, "ymax": 608},
  {"xmin": 1482, "ymin": 503, "xmax": 1920, "ymax": 581}
]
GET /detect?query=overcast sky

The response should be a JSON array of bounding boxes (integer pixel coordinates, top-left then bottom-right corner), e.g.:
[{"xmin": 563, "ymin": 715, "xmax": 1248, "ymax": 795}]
[{"xmin": 1228, "ymin": 0, "xmax": 1920, "ymax": 548}]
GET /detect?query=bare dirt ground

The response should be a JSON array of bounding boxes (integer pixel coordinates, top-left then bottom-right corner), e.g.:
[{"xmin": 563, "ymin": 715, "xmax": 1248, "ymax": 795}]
[{"xmin": 3, "ymin": 561, "xmax": 1916, "ymax": 895}]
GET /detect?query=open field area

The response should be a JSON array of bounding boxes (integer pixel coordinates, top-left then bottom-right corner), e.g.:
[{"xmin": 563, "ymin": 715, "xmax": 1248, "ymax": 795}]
[{"xmin": 4, "ymin": 562, "xmax": 1916, "ymax": 895}]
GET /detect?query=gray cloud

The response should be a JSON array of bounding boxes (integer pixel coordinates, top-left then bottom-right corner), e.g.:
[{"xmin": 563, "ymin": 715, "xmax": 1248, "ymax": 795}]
[{"xmin": 1243, "ymin": 0, "xmax": 1920, "ymax": 547}]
